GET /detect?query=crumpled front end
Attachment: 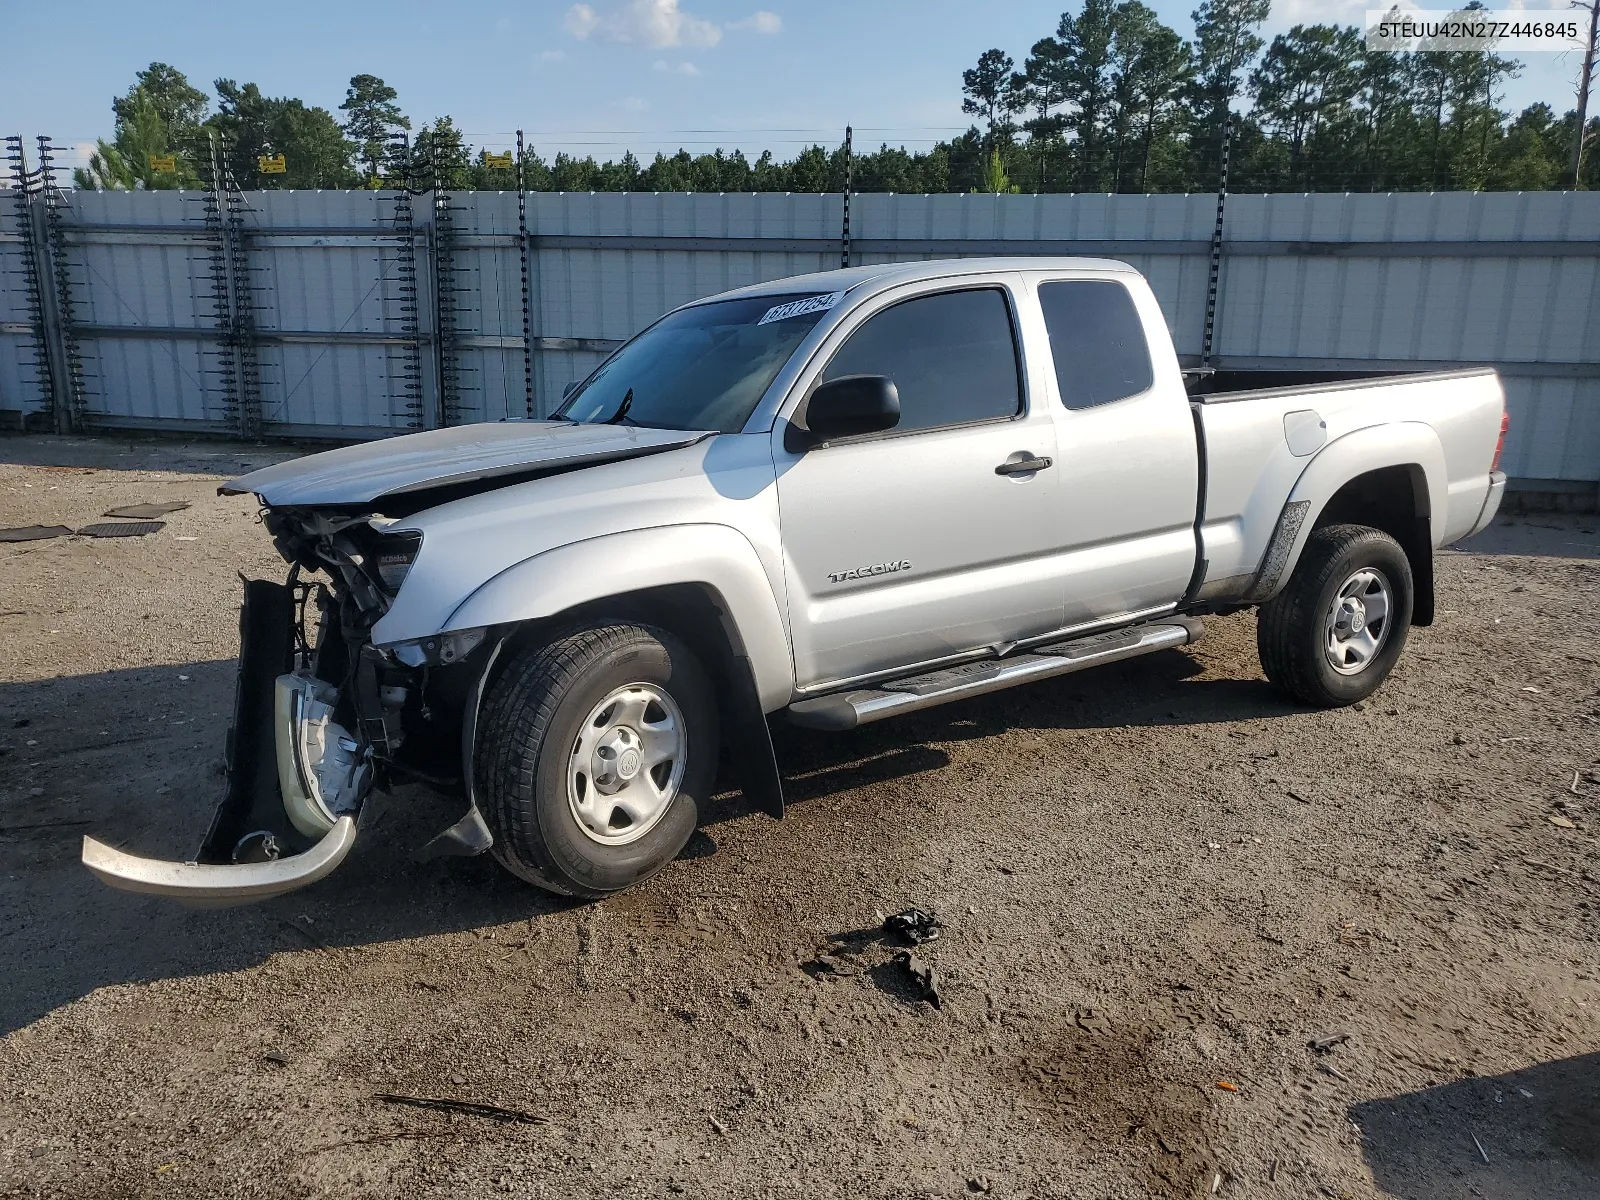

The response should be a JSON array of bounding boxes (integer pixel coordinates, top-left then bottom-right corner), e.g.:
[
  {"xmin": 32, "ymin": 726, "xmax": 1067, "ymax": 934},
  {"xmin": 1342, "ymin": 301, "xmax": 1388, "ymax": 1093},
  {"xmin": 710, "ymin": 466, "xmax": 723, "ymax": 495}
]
[{"xmin": 82, "ymin": 508, "xmax": 489, "ymax": 906}]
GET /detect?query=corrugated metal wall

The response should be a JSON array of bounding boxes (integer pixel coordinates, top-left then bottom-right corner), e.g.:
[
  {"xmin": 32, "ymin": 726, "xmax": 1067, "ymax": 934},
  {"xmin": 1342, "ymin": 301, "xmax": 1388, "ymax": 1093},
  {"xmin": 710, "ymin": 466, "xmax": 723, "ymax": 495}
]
[
  {"xmin": 0, "ymin": 191, "xmax": 47, "ymax": 420},
  {"xmin": 2, "ymin": 188, "xmax": 1595, "ymax": 483}
]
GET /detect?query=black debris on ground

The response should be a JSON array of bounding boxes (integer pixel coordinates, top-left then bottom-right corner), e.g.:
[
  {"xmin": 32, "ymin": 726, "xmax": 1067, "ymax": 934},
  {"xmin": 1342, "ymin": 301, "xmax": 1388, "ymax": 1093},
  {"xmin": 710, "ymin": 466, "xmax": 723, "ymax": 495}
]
[
  {"xmin": 74, "ymin": 522, "xmax": 166, "ymax": 539},
  {"xmin": 894, "ymin": 950, "xmax": 941, "ymax": 1008},
  {"xmin": 102, "ymin": 502, "xmax": 190, "ymax": 519},
  {"xmin": 0, "ymin": 526, "xmax": 73, "ymax": 543},
  {"xmin": 883, "ymin": 906, "xmax": 942, "ymax": 945}
]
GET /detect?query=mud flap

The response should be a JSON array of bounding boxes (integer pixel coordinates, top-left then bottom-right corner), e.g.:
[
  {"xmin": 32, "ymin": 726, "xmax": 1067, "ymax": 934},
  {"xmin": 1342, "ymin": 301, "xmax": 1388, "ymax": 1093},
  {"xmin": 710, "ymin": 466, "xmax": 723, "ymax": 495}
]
[
  {"xmin": 416, "ymin": 636, "xmax": 503, "ymax": 861},
  {"xmin": 727, "ymin": 654, "xmax": 784, "ymax": 819}
]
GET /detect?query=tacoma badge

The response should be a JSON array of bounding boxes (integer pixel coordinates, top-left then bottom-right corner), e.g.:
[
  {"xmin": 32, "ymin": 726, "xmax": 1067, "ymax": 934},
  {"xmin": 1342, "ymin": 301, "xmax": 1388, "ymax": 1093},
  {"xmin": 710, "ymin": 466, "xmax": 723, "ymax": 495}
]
[{"xmin": 828, "ymin": 559, "xmax": 911, "ymax": 584}]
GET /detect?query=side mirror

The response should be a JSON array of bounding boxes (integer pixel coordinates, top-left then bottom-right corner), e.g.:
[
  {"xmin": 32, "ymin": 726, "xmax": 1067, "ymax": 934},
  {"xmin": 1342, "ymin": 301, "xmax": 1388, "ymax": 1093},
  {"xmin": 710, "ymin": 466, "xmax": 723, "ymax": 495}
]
[
  {"xmin": 561, "ymin": 380, "xmax": 580, "ymax": 400},
  {"xmin": 795, "ymin": 374, "xmax": 900, "ymax": 447}
]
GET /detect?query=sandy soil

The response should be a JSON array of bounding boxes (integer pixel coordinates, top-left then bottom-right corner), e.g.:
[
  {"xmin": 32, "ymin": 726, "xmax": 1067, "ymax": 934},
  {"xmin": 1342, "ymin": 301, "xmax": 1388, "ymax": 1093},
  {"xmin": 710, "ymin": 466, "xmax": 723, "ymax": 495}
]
[{"xmin": 0, "ymin": 433, "xmax": 1596, "ymax": 1200}]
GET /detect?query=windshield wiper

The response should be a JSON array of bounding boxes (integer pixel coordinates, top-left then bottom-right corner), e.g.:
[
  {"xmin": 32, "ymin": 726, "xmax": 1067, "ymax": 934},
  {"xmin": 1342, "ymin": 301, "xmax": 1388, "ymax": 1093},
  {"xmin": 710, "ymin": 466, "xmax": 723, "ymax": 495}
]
[{"xmin": 605, "ymin": 387, "xmax": 636, "ymax": 425}]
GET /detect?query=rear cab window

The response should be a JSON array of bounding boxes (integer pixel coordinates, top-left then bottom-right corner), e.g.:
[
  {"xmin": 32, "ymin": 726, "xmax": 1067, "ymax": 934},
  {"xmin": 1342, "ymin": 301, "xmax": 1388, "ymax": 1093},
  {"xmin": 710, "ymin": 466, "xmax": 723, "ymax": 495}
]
[
  {"xmin": 819, "ymin": 287, "xmax": 1023, "ymax": 433},
  {"xmin": 1037, "ymin": 279, "xmax": 1154, "ymax": 410}
]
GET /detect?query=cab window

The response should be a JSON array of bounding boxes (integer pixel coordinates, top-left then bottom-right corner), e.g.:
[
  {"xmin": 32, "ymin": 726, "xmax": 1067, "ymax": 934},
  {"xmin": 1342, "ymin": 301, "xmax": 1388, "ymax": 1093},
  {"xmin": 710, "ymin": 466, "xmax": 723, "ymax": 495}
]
[
  {"xmin": 820, "ymin": 288, "xmax": 1022, "ymax": 433},
  {"xmin": 1038, "ymin": 279, "xmax": 1154, "ymax": 410}
]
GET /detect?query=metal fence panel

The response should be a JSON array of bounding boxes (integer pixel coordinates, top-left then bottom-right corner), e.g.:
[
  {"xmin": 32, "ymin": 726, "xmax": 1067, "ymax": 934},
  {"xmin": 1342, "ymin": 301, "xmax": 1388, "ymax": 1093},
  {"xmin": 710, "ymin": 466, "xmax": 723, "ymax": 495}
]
[
  {"xmin": 1213, "ymin": 192, "xmax": 1600, "ymax": 480},
  {"xmin": 2, "ymin": 186, "xmax": 1596, "ymax": 482},
  {"xmin": 0, "ymin": 192, "xmax": 44, "ymax": 419}
]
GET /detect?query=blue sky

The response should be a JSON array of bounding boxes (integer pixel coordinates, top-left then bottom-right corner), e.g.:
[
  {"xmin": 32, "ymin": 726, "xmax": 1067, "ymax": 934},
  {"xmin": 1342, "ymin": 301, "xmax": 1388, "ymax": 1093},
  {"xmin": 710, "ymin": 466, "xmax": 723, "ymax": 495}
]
[{"xmin": 2, "ymin": 0, "xmax": 1587, "ymax": 175}]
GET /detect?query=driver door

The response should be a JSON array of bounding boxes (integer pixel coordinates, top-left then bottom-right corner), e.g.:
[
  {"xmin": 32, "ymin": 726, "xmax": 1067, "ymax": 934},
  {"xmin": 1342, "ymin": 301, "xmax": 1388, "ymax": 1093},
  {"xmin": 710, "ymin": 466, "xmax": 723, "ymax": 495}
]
[{"xmin": 772, "ymin": 282, "xmax": 1066, "ymax": 690}]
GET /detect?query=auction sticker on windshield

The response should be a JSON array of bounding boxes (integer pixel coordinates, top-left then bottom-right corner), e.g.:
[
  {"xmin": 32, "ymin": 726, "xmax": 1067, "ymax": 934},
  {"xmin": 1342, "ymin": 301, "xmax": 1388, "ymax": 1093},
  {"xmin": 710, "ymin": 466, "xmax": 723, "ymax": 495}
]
[{"xmin": 758, "ymin": 291, "xmax": 845, "ymax": 325}]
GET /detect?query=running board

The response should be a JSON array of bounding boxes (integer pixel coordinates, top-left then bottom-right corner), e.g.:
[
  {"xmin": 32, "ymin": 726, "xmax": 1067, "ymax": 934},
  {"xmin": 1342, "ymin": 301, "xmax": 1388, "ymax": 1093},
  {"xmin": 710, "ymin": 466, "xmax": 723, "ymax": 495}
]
[{"xmin": 786, "ymin": 617, "xmax": 1204, "ymax": 731}]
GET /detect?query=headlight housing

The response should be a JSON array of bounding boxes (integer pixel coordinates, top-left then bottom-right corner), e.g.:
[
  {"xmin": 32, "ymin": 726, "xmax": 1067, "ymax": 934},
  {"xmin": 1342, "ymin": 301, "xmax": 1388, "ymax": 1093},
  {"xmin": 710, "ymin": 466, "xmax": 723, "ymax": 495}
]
[{"xmin": 386, "ymin": 626, "xmax": 488, "ymax": 668}]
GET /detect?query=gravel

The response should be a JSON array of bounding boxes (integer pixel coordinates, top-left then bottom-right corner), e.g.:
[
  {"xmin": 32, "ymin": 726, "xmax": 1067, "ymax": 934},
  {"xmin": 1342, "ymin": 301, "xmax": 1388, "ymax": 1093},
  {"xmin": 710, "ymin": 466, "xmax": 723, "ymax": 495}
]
[{"xmin": 2, "ymin": 434, "xmax": 1597, "ymax": 1199}]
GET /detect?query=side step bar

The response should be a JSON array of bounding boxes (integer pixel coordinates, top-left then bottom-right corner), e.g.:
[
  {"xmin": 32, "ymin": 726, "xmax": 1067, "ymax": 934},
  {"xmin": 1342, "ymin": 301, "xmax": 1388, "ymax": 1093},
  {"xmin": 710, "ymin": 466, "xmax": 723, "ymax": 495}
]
[{"xmin": 786, "ymin": 617, "xmax": 1204, "ymax": 731}]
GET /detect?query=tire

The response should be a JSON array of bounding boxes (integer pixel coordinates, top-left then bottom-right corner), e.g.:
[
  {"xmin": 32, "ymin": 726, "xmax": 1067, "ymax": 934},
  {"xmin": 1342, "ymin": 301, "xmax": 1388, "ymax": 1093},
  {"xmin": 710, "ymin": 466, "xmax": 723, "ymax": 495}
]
[
  {"xmin": 475, "ymin": 623, "xmax": 719, "ymax": 898},
  {"xmin": 1257, "ymin": 523, "xmax": 1414, "ymax": 708}
]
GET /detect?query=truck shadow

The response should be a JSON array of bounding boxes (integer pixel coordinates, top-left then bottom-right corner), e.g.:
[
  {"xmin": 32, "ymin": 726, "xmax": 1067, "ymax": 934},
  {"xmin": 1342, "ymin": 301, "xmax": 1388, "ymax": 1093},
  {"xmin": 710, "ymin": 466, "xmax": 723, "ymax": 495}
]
[
  {"xmin": 0, "ymin": 647, "xmax": 1292, "ymax": 1037},
  {"xmin": 721, "ymin": 647, "xmax": 1298, "ymax": 821},
  {"xmin": 1453, "ymin": 515, "xmax": 1600, "ymax": 561},
  {"xmin": 1352, "ymin": 1053, "xmax": 1600, "ymax": 1198},
  {"xmin": 0, "ymin": 434, "xmax": 299, "ymax": 477}
]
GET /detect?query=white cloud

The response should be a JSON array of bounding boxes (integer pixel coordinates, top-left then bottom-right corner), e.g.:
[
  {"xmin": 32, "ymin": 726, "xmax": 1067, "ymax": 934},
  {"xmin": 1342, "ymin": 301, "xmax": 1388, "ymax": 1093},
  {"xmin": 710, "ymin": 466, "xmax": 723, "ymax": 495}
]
[
  {"xmin": 540, "ymin": 49, "xmax": 567, "ymax": 61},
  {"xmin": 653, "ymin": 59, "xmax": 701, "ymax": 75},
  {"xmin": 619, "ymin": 96, "xmax": 651, "ymax": 112},
  {"xmin": 563, "ymin": 4, "xmax": 601, "ymax": 37},
  {"xmin": 1273, "ymin": 0, "xmax": 1364, "ymax": 22},
  {"xmin": 728, "ymin": 10, "xmax": 781, "ymax": 34},
  {"xmin": 563, "ymin": 0, "xmax": 722, "ymax": 48}
]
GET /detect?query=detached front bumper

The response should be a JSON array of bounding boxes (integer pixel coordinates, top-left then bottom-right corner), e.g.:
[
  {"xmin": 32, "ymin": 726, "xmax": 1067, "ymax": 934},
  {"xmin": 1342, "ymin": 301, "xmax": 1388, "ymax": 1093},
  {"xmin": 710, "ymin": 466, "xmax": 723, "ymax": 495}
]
[
  {"xmin": 82, "ymin": 818, "xmax": 357, "ymax": 907},
  {"xmin": 81, "ymin": 579, "xmax": 373, "ymax": 907}
]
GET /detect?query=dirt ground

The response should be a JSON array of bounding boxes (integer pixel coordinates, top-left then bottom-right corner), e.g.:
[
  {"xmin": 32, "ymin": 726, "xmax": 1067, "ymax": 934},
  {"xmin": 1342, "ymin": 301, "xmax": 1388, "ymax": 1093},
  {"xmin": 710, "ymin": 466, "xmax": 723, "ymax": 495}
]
[{"xmin": 1, "ymin": 433, "xmax": 1597, "ymax": 1200}]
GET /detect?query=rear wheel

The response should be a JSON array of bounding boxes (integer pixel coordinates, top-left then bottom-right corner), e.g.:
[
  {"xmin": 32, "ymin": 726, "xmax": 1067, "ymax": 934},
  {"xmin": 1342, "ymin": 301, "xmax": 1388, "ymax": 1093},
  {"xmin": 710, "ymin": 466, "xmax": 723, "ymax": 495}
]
[
  {"xmin": 475, "ymin": 623, "xmax": 719, "ymax": 897},
  {"xmin": 1257, "ymin": 524, "xmax": 1414, "ymax": 707}
]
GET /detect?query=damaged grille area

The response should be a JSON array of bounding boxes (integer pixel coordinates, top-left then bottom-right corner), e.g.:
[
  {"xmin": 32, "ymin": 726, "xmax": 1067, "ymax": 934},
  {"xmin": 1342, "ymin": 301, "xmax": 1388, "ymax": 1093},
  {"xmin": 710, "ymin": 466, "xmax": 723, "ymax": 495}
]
[{"xmin": 195, "ymin": 508, "xmax": 476, "ymax": 868}]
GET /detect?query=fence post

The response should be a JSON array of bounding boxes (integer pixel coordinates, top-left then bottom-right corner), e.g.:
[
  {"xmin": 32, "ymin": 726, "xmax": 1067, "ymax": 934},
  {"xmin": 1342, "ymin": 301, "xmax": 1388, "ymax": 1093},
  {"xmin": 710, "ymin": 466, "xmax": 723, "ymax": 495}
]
[
  {"xmin": 222, "ymin": 153, "xmax": 263, "ymax": 437},
  {"xmin": 840, "ymin": 124, "xmax": 854, "ymax": 270},
  {"xmin": 194, "ymin": 132, "xmax": 244, "ymax": 433},
  {"xmin": 382, "ymin": 132, "xmax": 426, "ymax": 431},
  {"xmin": 516, "ymin": 128, "xmax": 534, "ymax": 418},
  {"xmin": 1200, "ymin": 114, "xmax": 1233, "ymax": 369},
  {"xmin": 430, "ymin": 141, "xmax": 476, "ymax": 427},
  {"xmin": 5, "ymin": 135, "xmax": 66, "ymax": 431},
  {"xmin": 35, "ymin": 137, "xmax": 87, "ymax": 432}
]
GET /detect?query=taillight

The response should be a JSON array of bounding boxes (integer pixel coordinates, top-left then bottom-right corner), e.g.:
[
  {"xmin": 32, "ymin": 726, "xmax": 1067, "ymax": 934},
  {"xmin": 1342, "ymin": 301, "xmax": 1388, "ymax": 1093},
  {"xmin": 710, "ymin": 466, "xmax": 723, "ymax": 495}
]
[{"xmin": 1490, "ymin": 410, "xmax": 1509, "ymax": 473}]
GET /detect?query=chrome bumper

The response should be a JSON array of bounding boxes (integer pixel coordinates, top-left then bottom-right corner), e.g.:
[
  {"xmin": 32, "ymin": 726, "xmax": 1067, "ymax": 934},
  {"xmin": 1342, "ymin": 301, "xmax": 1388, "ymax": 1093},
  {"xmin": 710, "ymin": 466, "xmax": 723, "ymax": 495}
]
[{"xmin": 81, "ymin": 817, "xmax": 357, "ymax": 908}]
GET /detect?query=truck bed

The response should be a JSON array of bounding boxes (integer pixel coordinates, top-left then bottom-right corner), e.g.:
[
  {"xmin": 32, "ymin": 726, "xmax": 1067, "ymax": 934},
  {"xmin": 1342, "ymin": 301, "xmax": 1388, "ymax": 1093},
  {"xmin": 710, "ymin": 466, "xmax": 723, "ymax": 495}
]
[{"xmin": 1192, "ymin": 367, "xmax": 1505, "ymax": 604}]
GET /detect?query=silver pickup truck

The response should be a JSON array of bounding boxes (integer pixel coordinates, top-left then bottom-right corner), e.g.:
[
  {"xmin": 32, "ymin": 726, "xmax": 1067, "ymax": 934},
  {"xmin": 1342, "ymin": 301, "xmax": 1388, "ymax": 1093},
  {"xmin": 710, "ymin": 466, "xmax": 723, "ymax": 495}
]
[{"xmin": 83, "ymin": 257, "xmax": 1508, "ymax": 904}]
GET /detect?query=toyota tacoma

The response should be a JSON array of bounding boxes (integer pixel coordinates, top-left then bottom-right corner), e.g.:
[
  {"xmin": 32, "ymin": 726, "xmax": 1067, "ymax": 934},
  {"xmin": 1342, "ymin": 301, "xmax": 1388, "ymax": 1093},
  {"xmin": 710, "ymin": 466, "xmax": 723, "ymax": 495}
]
[{"xmin": 81, "ymin": 258, "xmax": 1509, "ymax": 903}]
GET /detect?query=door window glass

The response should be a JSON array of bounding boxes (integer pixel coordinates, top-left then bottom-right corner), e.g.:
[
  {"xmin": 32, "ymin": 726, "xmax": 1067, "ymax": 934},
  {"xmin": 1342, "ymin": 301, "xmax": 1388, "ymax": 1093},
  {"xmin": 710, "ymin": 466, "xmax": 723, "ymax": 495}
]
[
  {"xmin": 1038, "ymin": 280, "xmax": 1154, "ymax": 409},
  {"xmin": 820, "ymin": 288, "xmax": 1021, "ymax": 433}
]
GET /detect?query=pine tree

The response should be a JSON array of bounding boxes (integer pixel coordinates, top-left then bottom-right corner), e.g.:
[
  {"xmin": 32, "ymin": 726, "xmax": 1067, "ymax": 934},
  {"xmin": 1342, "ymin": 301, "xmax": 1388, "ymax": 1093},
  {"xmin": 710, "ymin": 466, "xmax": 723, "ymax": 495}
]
[{"xmin": 340, "ymin": 74, "xmax": 410, "ymax": 187}]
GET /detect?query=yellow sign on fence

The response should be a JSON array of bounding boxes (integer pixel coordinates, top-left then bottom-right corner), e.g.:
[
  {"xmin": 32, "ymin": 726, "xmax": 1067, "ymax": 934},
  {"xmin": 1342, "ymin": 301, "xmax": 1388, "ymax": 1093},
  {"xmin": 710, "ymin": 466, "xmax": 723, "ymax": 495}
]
[
  {"xmin": 147, "ymin": 155, "xmax": 176, "ymax": 172},
  {"xmin": 258, "ymin": 154, "xmax": 287, "ymax": 175},
  {"xmin": 482, "ymin": 151, "xmax": 514, "ymax": 169}
]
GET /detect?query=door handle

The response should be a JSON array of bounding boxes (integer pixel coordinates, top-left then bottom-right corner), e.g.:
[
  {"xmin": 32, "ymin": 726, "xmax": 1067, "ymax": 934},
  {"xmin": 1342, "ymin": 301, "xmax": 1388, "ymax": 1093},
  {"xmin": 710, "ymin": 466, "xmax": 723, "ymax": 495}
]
[{"xmin": 995, "ymin": 455, "xmax": 1053, "ymax": 476}]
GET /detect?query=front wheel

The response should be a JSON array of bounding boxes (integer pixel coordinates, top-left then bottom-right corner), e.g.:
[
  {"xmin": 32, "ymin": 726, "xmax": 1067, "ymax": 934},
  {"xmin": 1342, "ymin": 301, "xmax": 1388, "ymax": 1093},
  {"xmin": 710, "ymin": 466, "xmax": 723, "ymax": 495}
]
[
  {"xmin": 475, "ymin": 623, "xmax": 719, "ymax": 897},
  {"xmin": 1257, "ymin": 524, "xmax": 1414, "ymax": 707}
]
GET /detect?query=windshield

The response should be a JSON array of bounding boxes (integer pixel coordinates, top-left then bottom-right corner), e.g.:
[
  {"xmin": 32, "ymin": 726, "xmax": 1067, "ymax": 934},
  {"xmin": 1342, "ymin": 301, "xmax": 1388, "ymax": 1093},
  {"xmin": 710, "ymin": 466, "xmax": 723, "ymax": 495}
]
[{"xmin": 554, "ymin": 291, "xmax": 843, "ymax": 432}]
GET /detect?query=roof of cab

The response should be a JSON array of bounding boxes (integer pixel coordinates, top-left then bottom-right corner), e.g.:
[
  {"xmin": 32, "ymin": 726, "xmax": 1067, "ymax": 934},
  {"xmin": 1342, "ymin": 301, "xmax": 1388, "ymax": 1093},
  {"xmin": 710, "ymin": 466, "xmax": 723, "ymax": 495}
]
[{"xmin": 693, "ymin": 256, "xmax": 1139, "ymax": 306}]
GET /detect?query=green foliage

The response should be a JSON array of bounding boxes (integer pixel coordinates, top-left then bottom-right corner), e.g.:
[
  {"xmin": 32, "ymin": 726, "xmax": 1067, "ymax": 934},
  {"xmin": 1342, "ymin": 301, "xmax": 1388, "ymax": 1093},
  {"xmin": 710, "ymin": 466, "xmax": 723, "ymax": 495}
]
[
  {"xmin": 74, "ymin": 11, "xmax": 1593, "ymax": 197},
  {"xmin": 73, "ymin": 83, "xmax": 196, "ymax": 190},
  {"xmin": 414, "ymin": 116, "xmax": 473, "ymax": 189},
  {"xmin": 975, "ymin": 148, "xmax": 1020, "ymax": 193},
  {"xmin": 209, "ymin": 80, "xmax": 358, "ymax": 188},
  {"xmin": 340, "ymin": 74, "xmax": 409, "ymax": 186},
  {"xmin": 1189, "ymin": 0, "xmax": 1272, "ymax": 146},
  {"xmin": 1251, "ymin": 25, "xmax": 1364, "ymax": 186},
  {"xmin": 114, "ymin": 64, "xmax": 209, "ymax": 138},
  {"xmin": 962, "ymin": 49, "xmax": 1023, "ymax": 143}
]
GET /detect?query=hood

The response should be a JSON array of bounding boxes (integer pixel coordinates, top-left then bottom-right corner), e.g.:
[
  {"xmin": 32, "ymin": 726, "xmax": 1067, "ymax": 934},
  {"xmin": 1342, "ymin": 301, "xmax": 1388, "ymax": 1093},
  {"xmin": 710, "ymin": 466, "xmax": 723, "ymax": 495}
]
[{"xmin": 221, "ymin": 421, "xmax": 714, "ymax": 508}]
